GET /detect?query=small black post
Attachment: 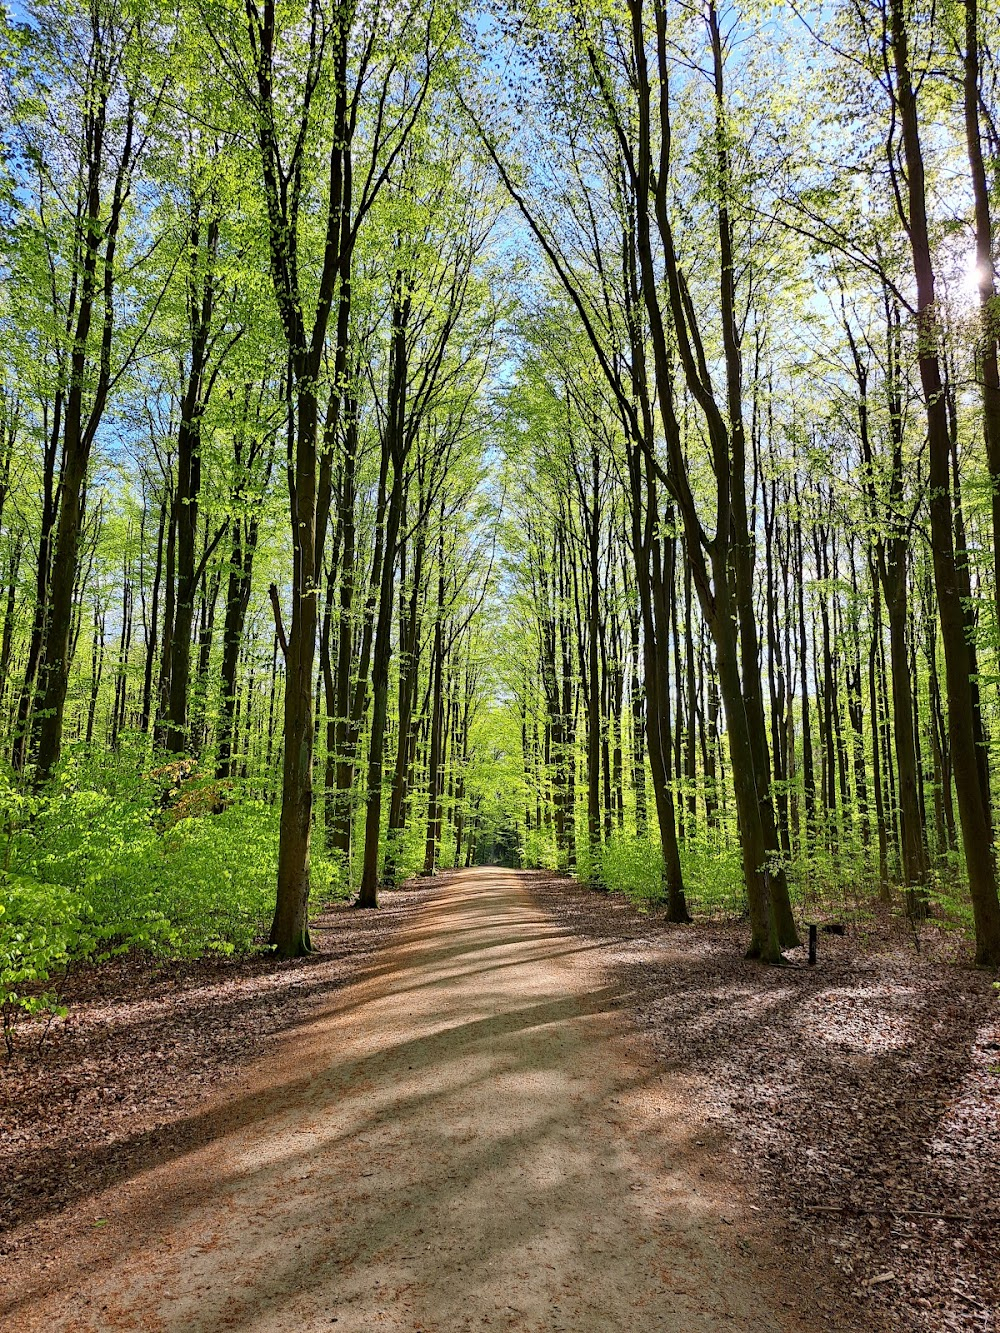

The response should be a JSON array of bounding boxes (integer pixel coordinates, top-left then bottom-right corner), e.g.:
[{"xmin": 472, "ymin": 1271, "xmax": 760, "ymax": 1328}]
[{"xmin": 808, "ymin": 922, "xmax": 817, "ymax": 965}]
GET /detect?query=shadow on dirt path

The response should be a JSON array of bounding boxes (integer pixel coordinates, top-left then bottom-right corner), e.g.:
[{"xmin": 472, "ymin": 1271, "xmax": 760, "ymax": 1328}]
[{"xmin": 1, "ymin": 868, "xmax": 854, "ymax": 1332}]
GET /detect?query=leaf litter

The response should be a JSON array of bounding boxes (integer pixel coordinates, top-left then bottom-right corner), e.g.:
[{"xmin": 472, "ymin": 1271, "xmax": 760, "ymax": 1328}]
[
  {"xmin": 527, "ymin": 872, "xmax": 1000, "ymax": 1333},
  {"xmin": 0, "ymin": 885, "xmax": 428, "ymax": 1265}
]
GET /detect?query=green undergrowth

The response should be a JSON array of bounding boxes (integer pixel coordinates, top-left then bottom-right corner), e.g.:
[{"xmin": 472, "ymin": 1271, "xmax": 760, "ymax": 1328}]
[
  {"xmin": 590, "ymin": 831, "xmax": 978, "ymax": 942},
  {"xmin": 0, "ymin": 755, "xmax": 348, "ymax": 1054},
  {"xmin": 597, "ymin": 833, "xmax": 745, "ymax": 917}
]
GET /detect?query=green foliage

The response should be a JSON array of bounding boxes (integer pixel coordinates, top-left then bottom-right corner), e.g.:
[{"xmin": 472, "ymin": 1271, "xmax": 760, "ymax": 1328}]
[
  {"xmin": 599, "ymin": 832, "xmax": 746, "ymax": 919},
  {"xmin": 522, "ymin": 825, "xmax": 557, "ymax": 872},
  {"xmin": 597, "ymin": 835, "xmax": 664, "ymax": 905},
  {"xmin": 0, "ymin": 759, "xmax": 349, "ymax": 1050},
  {"xmin": 0, "ymin": 871, "xmax": 87, "ymax": 1058},
  {"xmin": 382, "ymin": 817, "xmax": 430, "ymax": 884},
  {"xmin": 18, "ymin": 781, "xmax": 345, "ymax": 957},
  {"xmin": 925, "ymin": 873, "xmax": 978, "ymax": 937}
]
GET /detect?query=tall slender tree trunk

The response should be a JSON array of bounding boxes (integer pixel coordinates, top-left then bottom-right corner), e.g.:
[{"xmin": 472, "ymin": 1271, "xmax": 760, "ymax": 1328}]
[
  {"xmin": 868, "ymin": 561, "xmax": 890, "ymax": 898},
  {"xmin": 423, "ymin": 530, "xmax": 446, "ymax": 877},
  {"xmin": 357, "ymin": 282, "xmax": 410, "ymax": 909},
  {"xmin": 0, "ymin": 538, "xmax": 22, "ymax": 728},
  {"xmin": 165, "ymin": 215, "xmax": 218, "ymax": 754},
  {"xmin": 628, "ymin": 599, "xmax": 647, "ymax": 836},
  {"xmin": 890, "ymin": 0, "xmax": 1000, "ymax": 964},
  {"xmin": 140, "ymin": 495, "xmax": 167, "ymax": 734},
  {"xmin": 85, "ymin": 599, "xmax": 105, "ymax": 746},
  {"xmin": 33, "ymin": 71, "xmax": 134, "ymax": 786},
  {"xmin": 384, "ymin": 527, "xmax": 424, "ymax": 883},
  {"xmin": 963, "ymin": 0, "xmax": 1000, "ymax": 633},
  {"xmin": 217, "ymin": 514, "xmax": 259, "ymax": 782}
]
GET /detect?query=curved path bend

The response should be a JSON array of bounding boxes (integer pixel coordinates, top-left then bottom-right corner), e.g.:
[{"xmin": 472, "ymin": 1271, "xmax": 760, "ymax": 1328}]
[{"xmin": 3, "ymin": 868, "xmax": 826, "ymax": 1332}]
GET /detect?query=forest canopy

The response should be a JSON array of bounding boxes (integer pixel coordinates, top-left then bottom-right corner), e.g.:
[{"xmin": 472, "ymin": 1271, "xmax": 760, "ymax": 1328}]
[{"xmin": 1, "ymin": 0, "xmax": 999, "ymax": 1036}]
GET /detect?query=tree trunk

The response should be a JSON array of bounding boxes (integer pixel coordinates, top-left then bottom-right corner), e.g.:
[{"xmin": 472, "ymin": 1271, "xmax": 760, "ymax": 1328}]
[
  {"xmin": 963, "ymin": 0, "xmax": 1000, "ymax": 635},
  {"xmin": 423, "ymin": 537, "xmax": 446, "ymax": 877},
  {"xmin": 165, "ymin": 216, "xmax": 218, "ymax": 754},
  {"xmin": 890, "ymin": 0, "xmax": 1000, "ymax": 964},
  {"xmin": 357, "ymin": 282, "xmax": 410, "ymax": 909}
]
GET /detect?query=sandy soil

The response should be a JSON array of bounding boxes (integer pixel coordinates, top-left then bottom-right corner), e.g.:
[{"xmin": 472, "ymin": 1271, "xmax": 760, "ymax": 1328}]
[{"xmin": 1, "ymin": 868, "xmax": 854, "ymax": 1332}]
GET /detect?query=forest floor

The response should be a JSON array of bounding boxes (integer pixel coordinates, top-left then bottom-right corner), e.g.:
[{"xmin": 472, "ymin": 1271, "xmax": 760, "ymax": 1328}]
[
  {"xmin": 0, "ymin": 868, "xmax": 995, "ymax": 1331},
  {"xmin": 526, "ymin": 873, "xmax": 1000, "ymax": 1333}
]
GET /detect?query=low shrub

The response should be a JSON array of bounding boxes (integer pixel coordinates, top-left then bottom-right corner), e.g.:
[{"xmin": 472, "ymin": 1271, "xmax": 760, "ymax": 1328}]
[
  {"xmin": 0, "ymin": 759, "xmax": 349, "ymax": 1051},
  {"xmin": 0, "ymin": 873, "xmax": 93, "ymax": 1057},
  {"xmin": 598, "ymin": 831, "xmax": 745, "ymax": 918}
]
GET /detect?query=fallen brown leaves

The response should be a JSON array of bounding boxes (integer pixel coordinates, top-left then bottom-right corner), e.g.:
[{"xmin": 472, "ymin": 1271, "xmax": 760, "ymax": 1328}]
[
  {"xmin": 527, "ymin": 873, "xmax": 1000, "ymax": 1333},
  {"xmin": 0, "ymin": 883, "xmax": 430, "ymax": 1266}
]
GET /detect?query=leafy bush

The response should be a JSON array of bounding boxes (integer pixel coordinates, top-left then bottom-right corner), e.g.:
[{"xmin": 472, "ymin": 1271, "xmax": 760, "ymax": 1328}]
[
  {"xmin": 522, "ymin": 825, "xmax": 557, "ymax": 872},
  {"xmin": 0, "ymin": 873, "xmax": 93, "ymax": 1057},
  {"xmin": 383, "ymin": 815, "xmax": 431, "ymax": 883},
  {"xmin": 0, "ymin": 756, "xmax": 352, "ymax": 1050},
  {"xmin": 598, "ymin": 831, "xmax": 745, "ymax": 917},
  {"xmin": 17, "ymin": 781, "xmax": 348, "ymax": 958},
  {"xmin": 599, "ymin": 835, "xmax": 662, "ymax": 903}
]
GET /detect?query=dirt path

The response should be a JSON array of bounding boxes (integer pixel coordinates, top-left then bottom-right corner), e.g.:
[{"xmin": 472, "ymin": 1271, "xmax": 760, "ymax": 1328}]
[{"xmin": 2, "ymin": 868, "xmax": 841, "ymax": 1332}]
